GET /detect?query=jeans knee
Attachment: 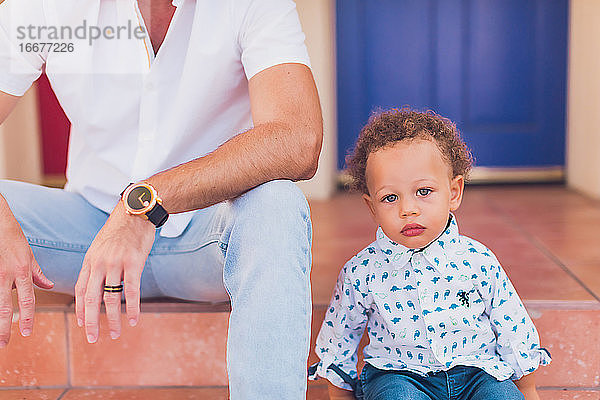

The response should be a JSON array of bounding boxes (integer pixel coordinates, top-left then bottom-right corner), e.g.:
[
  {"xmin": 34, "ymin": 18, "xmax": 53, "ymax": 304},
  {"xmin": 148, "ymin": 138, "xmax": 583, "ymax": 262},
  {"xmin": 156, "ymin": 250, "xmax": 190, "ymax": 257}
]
[
  {"xmin": 232, "ymin": 180, "xmax": 310, "ymax": 228},
  {"xmin": 222, "ymin": 180, "xmax": 312, "ymax": 281}
]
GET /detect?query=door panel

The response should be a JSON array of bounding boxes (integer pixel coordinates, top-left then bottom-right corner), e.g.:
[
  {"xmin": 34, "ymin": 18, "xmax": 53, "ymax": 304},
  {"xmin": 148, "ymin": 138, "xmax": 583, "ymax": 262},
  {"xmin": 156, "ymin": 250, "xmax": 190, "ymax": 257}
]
[{"xmin": 336, "ymin": 0, "xmax": 568, "ymax": 170}]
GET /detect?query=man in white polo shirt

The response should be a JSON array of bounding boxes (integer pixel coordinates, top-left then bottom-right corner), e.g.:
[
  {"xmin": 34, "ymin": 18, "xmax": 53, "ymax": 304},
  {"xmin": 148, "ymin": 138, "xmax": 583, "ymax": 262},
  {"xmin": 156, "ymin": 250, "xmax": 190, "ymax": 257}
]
[{"xmin": 0, "ymin": 0, "xmax": 322, "ymax": 398}]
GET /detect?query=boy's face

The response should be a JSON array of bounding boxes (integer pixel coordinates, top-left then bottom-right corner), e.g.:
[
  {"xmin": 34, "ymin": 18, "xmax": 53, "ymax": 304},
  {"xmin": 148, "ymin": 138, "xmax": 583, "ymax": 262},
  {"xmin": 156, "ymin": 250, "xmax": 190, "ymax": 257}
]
[{"xmin": 363, "ymin": 138, "xmax": 464, "ymax": 249}]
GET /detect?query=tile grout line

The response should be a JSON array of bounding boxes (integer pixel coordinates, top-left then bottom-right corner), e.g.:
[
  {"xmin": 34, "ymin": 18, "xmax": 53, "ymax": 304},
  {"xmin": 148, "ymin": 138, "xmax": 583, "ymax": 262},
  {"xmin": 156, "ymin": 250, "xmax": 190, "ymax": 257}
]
[
  {"xmin": 485, "ymin": 193, "xmax": 600, "ymax": 303},
  {"xmin": 0, "ymin": 386, "xmax": 68, "ymax": 391},
  {"xmin": 537, "ymin": 386, "xmax": 600, "ymax": 391},
  {"xmin": 50, "ymin": 384, "xmax": 231, "ymax": 390}
]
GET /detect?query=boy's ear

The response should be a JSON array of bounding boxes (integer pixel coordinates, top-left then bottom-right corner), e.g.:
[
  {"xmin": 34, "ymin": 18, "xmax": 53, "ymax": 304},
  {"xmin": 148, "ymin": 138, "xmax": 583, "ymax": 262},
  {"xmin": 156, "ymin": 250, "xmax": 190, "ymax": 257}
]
[
  {"xmin": 362, "ymin": 193, "xmax": 376, "ymax": 217},
  {"xmin": 449, "ymin": 175, "xmax": 465, "ymax": 211}
]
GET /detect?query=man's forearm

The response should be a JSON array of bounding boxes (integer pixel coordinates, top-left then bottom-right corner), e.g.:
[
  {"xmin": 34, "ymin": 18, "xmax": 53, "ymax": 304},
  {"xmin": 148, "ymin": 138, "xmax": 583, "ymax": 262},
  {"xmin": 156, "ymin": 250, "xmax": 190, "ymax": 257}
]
[
  {"xmin": 0, "ymin": 91, "xmax": 20, "ymax": 125},
  {"xmin": 147, "ymin": 119, "xmax": 321, "ymax": 214}
]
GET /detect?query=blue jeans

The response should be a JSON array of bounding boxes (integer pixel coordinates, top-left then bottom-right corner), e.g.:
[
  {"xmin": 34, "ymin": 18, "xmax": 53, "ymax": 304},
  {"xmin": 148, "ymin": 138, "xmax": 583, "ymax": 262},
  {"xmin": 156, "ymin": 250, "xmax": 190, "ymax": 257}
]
[
  {"xmin": 359, "ymin": 363, "xmax": 524, "ymax": 400},
  {"xmin": 0, "ymin": 179, "xmax": 312, "ymax": 400}
]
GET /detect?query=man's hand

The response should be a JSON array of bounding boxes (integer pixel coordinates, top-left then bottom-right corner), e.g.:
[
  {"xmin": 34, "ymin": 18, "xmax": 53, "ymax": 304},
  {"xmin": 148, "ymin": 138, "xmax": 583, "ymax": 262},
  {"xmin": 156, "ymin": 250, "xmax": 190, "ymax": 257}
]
[
  {"xmin": 0, "ymin": 196, "xmax": 54, "ymax": 348},
  {"xmin": 75, "ymin": 202, "xmax": 155, "ymax": 343}
]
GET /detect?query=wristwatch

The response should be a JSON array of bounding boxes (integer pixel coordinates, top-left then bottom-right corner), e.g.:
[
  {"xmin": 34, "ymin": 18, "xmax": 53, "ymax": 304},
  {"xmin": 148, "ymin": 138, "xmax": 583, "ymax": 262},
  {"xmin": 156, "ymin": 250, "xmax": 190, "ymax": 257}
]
[{"xmin": 121, "ymin": 182, "xmax": 169, "ymax": 228}]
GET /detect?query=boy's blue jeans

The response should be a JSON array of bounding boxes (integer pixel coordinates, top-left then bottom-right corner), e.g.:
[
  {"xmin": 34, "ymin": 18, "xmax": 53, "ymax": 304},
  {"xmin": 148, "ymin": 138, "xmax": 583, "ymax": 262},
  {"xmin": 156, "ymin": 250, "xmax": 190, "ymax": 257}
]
[
  {"xmin": 359, "ymin": 363, "xmax": 525, "ymax": 400},
  {"xmin": 1, "ymin": 179, "xmax": 312, "ymax": 400}
]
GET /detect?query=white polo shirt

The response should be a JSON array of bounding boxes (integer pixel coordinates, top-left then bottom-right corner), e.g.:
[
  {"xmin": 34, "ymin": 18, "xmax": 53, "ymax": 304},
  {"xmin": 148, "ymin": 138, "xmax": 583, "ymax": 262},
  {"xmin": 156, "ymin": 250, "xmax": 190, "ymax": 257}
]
[{"xmin": 0, "ymin": 0, "xmax": 310, "ymax": 237}]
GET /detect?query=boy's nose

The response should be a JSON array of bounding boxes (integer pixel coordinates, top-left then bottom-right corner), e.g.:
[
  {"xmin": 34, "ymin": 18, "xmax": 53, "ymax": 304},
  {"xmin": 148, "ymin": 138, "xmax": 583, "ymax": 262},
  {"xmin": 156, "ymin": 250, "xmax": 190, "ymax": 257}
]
[{"xmin": 399, "ymin": 199, "xmax": 419, "ymax": 217}]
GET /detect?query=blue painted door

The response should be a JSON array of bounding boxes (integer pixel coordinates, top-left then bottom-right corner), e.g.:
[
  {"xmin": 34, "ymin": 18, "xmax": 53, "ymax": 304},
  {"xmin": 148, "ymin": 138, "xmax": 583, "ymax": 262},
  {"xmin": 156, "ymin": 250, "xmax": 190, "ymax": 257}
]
[{"xmin": 336, "ymin": 0, "xmax": 568, "ymax": 169}]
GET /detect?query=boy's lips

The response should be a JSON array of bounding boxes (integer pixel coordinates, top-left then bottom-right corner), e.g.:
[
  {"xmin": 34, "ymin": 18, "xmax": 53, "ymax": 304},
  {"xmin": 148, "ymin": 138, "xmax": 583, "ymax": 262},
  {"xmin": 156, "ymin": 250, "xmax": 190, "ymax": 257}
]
[{"xmin": 401, "ymin": 223, "xmax": 426, "ymax": 237}]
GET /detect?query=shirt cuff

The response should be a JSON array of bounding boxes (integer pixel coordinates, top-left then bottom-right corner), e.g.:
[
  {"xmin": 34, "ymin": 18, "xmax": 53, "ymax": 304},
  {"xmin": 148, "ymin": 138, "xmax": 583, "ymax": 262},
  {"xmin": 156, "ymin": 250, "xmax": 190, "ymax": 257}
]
[
  {"xmin": 308, "ymin": 360, "xmax": 355, "ymax": 391},
  {"xmin": 0, "ymin": 75, "xmax": 32, "ymax": 96},
  {"xmin": 507, "ymin": 345, "xmax": 552, "ymax": 379},
  {"xmin": 243, "ymin": 56, "xmax": 311, "ymax": 82}
]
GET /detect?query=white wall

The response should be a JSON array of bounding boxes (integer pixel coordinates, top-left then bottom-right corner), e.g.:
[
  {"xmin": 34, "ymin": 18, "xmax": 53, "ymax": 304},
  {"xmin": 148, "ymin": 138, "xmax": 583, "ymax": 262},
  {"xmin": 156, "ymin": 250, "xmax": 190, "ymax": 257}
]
[
  {"xmin": 0, "ymin": 84, "xmax": 43, "ymax": 184},
  {"xmin": 295, "ymin": 0, "xmax": 337, "ymax": 199},
  {"xmin": 567, "ymin": 0, "xmax": 600, "ymax": 199}
]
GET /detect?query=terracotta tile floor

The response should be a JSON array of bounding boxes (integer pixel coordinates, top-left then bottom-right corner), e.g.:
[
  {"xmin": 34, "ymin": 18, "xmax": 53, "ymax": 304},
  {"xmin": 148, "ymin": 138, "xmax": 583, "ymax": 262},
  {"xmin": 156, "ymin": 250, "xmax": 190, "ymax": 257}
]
[{"xmin": 3, "ymin": 184, "xmax": 600, "ymax": 399}]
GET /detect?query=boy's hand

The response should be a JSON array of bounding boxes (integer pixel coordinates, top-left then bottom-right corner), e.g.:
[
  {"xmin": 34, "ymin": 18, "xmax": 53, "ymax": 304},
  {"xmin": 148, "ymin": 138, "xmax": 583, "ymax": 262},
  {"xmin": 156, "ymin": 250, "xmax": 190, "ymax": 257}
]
[
  {"xmin": 520, "ymin": 388, "xmax": 541, "ymax": 400},
  {"xmin": 328, "ymin": 382, "xmax": 356, "ymax": 400},
  {"xmin": 514, "ymin": 371, "xmax": 539, "ymax": 400}
]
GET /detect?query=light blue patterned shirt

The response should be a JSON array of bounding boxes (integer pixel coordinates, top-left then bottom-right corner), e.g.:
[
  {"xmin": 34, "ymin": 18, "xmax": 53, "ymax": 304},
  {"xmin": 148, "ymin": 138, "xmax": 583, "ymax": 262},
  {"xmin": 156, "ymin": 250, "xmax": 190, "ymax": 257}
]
[{"xmin": 309, "ymin": 214, "xmax": 551, "ymax": 390}]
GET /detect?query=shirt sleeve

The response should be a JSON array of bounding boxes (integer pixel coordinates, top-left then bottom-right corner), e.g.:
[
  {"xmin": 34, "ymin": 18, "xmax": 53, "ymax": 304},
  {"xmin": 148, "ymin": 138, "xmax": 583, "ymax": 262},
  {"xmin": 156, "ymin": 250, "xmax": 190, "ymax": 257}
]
[
  {"xmin": 477, "ymin": 250, "xmax": 552, "ymax": 379},
  {"xmin": 235, "ymin": 0, "xmax": 311, "ymax": 81},
  {"xmin": 308, "ymin": 257, "xmax": 370, "ymax": 391},
  {"xmin": 0, "ymin": 0, "xmax": 46, "ymax": 96}
]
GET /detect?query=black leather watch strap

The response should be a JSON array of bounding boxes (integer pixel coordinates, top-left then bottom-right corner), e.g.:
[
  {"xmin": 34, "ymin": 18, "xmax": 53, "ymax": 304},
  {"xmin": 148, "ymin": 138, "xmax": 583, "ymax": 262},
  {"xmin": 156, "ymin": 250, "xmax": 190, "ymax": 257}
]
[{"xmin": 146, "ymin": 203, "xmax": 169, "ymax": 228}]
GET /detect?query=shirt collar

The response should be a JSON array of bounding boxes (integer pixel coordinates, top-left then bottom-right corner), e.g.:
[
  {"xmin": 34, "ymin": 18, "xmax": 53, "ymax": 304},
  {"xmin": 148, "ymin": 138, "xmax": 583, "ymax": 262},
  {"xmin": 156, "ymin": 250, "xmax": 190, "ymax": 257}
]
[{"xmin": 375, "ymin": 213, "xmax": 460, "ymax": 272}]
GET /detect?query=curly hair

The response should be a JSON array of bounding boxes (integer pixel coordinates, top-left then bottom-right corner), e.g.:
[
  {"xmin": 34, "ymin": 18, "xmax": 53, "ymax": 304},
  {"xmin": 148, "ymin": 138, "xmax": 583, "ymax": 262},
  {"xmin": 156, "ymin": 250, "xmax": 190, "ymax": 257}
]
[{"xmin": 346, "ymin": 107, "xmax": 473, "ymax": 194}]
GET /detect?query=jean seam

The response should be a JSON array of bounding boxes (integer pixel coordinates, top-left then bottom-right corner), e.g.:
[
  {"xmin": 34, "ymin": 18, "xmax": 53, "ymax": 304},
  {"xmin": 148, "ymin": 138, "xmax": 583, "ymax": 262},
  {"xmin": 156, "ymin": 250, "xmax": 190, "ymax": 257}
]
[
  {"xmin": 150, "ymin": 234, "xmax": 221, "ymax": 255},
  {"xmin": 359, "ymin": 364, "xmax": 368, "ymax": 395},
  {"xmin": 27, "ymin": 237, "xmax": 88, "ymax": 252},
  {"xmin": 27, "ymin": 233, "xmax": 224, "ymax": 255}
]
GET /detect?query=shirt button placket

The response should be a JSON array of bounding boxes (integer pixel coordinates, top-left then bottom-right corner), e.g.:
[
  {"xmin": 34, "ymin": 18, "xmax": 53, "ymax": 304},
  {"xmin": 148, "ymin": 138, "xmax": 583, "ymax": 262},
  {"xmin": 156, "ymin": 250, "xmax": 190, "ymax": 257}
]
[{"xmin": 132, "ymin": 76, "xmax": 159, "ymax": 179}]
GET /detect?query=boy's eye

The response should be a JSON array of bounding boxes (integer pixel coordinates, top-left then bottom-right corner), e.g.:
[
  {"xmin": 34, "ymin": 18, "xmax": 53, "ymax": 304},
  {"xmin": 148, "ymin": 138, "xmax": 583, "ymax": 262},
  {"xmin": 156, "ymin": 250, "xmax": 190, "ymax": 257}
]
[
  {"xmin": 417, "ymin": 188, "xmax": 432, "ymax": 196},
  {"xmin": 382, "ymin": 194, "xmax": 398, "ymax": 203}
]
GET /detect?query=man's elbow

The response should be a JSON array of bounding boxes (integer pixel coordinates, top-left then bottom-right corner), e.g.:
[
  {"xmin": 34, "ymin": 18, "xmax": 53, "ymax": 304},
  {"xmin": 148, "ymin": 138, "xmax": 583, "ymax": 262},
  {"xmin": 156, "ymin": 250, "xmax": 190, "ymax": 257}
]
[{"xmin": 296, "ymin": 122, "xmax": 323, "ymax": 180}]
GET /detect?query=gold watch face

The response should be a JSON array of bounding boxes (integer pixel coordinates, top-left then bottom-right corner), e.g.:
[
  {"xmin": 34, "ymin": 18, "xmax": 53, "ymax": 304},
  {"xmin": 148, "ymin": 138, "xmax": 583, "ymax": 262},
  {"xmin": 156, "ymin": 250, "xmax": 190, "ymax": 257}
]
[{"xmin": 125, "ymin": 184, "xmax": 156, "ymax": 214}]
